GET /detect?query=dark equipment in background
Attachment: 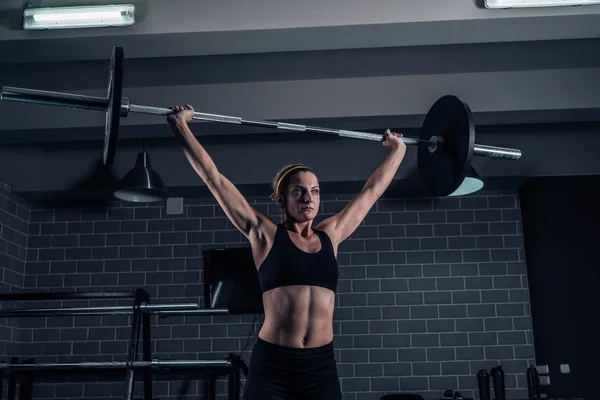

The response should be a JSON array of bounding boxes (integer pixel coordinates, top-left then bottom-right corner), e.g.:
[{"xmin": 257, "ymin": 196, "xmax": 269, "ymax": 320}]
[
  {"xmin": 203, "ymin": 247, "xmax": 264, "ymax": 315},
  {"xmin": 0, "ymin": 289, "xmax": 246, "ymax": 400},
  {"xmin": 490, "ymin": 365, "xmax": 506, "ymax": 400},
  {"xmin": 477, "ymin": 366, "xmax": 506, "ymax": 400},
  {"xmin": 519, "ymin": 175, "xmax": 600, "ymax": 399},
  {"xmin": 527, "ymin": 365, "xmax": 541, "ymax": 400},
  {"xmin": 477, "ymin": 369, "xmax": 490, "ymax": 400}
]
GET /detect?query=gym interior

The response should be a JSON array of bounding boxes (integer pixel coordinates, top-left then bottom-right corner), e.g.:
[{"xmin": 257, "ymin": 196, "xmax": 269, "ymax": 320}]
[{"xmin": 0, "ymin": 1, "xmax": 599, "ymax": 399}]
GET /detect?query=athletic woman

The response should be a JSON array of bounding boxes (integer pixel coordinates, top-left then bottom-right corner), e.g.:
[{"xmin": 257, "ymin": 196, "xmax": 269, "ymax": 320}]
[{"xmin": 167, "ymin": 104, "xmax": 407, "ymax": 399}]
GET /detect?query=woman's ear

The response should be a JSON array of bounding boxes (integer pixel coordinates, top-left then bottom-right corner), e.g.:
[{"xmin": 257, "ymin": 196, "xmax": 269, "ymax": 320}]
[{"xmin": 276, "ymin": 194, "xmax": 284, "ymax": 210}]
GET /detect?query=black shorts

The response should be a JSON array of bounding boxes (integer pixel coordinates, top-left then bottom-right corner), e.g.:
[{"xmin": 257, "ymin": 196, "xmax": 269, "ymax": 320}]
[{"xmin": 243, "ymin": 337, "xmax": 342, "ymax": 400}]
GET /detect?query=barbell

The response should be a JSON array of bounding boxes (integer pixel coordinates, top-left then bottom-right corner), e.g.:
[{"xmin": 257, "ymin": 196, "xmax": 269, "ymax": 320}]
[{"xmin": 0, "ymin": 46, "xmax": 522, "ymax": 197}]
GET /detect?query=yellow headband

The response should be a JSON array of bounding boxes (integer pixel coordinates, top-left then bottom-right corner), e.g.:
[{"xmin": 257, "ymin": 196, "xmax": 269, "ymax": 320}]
[{"xmin": 275, "ymin": 165, "xmax": 308, "ymax": 195}]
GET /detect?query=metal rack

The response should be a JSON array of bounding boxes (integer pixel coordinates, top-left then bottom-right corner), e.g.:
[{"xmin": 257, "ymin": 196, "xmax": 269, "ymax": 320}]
[{"xmin": 0, "ymin": 289, "xmax": 246, "ymax": 400}]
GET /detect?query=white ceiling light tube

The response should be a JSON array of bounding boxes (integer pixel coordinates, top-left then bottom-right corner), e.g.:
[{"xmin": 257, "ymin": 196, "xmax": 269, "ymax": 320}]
[
  {"xmin": 23, "ymin": 4, "xmax": 135, "ymax": 30},
  {"xmin": 485, "ymin": 0, "xmax": 600, "ymax": 8}
]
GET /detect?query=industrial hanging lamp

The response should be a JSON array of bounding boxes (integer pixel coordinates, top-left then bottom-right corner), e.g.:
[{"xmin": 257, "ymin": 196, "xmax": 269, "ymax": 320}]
[{"xmin": 114, "ymin": 142, "xmax": 169, "ymax": 203}]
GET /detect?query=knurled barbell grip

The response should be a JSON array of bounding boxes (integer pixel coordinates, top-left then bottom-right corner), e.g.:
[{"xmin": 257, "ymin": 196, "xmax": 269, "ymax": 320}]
[
  {"xmin": 128, "ymin": 103, "xmax": 243, "ymax": 125},
  {"xmin": 474, "ymin": 144, "xmax": 521, "ymax": 160}
]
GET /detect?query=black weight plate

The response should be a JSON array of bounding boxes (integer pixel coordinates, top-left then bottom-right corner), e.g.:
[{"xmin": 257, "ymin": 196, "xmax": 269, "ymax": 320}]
[
  {"xmin": 103, "ymin": 46, "xmax": 124, "ymax": 166},
  {"xmin": 418, "ymin": 95, "xmax": 475, "ymax": 197}
]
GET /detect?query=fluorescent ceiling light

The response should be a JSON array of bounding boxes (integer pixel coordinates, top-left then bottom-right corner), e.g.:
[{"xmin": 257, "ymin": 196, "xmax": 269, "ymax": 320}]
[
  {"xmin": 485, "ymin": 0, "xmax": 600, "ymax": 7},
  {"xmin": 23, "ymin": 4, "xmax": 135, "ymax": 30}
]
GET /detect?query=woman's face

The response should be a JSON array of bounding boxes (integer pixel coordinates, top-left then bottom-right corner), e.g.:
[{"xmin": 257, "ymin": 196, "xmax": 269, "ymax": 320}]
[{"xmin": 280, "ymin": 171, "xmax": 320, "ymax": 222}]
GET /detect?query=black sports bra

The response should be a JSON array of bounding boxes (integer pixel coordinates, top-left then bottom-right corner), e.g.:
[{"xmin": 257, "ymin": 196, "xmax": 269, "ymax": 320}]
[{"xmin": 258, "ymin": 224, "xmax": 338, "ymax": 294}]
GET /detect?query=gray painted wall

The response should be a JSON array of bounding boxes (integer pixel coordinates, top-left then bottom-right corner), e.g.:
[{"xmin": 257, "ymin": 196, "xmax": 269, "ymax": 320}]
[{"xmin": 0, "ymin": 189, "xmax": 533, "ymax": 399}]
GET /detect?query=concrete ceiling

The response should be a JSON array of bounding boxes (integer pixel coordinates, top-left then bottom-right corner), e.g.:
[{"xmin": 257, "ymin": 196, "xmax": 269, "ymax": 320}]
[{"xmin": 0, "ymin": 0, "xmax": 599, "ymax": 205}]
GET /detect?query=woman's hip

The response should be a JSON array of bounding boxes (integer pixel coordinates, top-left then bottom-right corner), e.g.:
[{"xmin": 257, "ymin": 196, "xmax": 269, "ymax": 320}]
[{"xmin": 248, "ymin": 337, "xmax": 338, "ymax": 377}]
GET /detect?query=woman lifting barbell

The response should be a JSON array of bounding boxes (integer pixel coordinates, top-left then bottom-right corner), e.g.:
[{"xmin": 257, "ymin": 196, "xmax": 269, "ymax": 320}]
[{"xmin": 167, "ymin": 104, "xmax": 407, "ymax": 400}]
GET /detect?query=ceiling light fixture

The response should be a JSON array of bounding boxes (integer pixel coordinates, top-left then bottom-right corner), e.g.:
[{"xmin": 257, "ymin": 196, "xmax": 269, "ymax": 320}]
[
  {"xmin": 114, "ymin": 152, "xmax": 170, "ymax": 204},
  {"xmin": 23, "ymin": 4, "xmax": 135, "ymax": 30}
]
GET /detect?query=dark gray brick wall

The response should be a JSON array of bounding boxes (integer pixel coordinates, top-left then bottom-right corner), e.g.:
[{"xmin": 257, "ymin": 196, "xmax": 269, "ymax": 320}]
[
  {"xmin": 15, "ymin": 192, "xmax": 533, "ymax": 399},
  {"xmin": 0, "ymin": 183, "xmax": 28, "ymax": 359}
]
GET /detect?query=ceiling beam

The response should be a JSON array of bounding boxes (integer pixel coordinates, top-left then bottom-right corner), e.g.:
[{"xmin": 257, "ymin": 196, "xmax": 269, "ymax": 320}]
[{"xmin": 1, "ymin": 128, "xmax": 599, "ymax": 200}]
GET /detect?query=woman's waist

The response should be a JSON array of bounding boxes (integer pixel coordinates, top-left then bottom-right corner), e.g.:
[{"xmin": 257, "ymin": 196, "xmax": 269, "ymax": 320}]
[
  {"xmin": 260, "ymin": 316, "xmax": 334, "ymax": 334},
  {"xmin": 259, "ymin": 314, "xmax": 334, "ymax": 348},
  {"xmin": 257, "ymin": 327, "xmax": 334, "ymax": 351}
]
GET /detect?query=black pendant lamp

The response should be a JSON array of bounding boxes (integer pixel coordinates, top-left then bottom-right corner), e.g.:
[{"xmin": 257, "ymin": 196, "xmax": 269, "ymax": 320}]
[{"xmin": 114, "ymin": 144, "xmax": 169, "ymax": 203}]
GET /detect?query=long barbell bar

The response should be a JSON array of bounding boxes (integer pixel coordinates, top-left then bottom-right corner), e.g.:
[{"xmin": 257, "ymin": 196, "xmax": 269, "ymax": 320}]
[
  {"xmin": 0, "ymin": 302, "xmax": 226, "ymax": 317},
  {"xmin": 0, "ymin": 86, "xmax": 522, "ymax": 160},
  {"xmin": 0, "ymin": 359, "xmax": 231, "ymax": 371}
]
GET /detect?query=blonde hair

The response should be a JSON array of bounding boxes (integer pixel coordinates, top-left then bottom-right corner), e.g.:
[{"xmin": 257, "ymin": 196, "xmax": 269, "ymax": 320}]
[{"xmin": 269, "ymin": 164, "xmax": 314, "ymax": 201}]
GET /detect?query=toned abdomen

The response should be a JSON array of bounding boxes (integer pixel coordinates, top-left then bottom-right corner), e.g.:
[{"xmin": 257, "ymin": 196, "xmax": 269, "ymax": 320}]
[{"xmin": 259, "ymin": 285, "xmax": 335, "ymax": 348}]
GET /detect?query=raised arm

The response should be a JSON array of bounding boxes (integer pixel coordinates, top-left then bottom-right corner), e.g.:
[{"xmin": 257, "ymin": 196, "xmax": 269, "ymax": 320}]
[
  {"xmin": 317, "ymin": 130, "xmax": 406, "ymax": 245},
  {"xmin": 167, "ymin": 105, "xmax": 270, "ymax": 240}
]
